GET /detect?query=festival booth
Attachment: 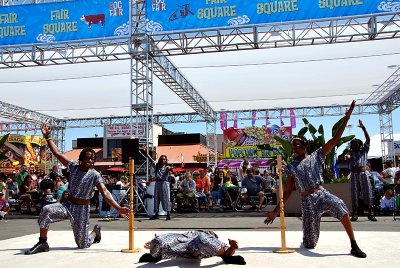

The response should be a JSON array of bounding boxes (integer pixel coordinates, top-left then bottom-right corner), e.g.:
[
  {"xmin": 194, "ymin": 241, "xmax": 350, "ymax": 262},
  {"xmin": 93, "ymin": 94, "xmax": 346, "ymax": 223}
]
[{"xmin": 222, "ymin": 124, "xmax": 292, "ymax": 175}]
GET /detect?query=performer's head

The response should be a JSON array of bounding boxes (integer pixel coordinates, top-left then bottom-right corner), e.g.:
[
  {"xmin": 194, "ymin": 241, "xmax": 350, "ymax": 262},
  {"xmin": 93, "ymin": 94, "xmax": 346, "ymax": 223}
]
[
  {"xmin": 291, "ymin": 135, "xmax": 308, "ymax": 159},
  {"xmin": 78, "ymin": 147, "xmax": 96, "ymax": 171},
  {"xmin": 156, "ymin": 155, "xmax": 168, "ymax": 167},
  {"xmin": 350, "ymin": 138, "xmax": 363, "ymax": 151}
]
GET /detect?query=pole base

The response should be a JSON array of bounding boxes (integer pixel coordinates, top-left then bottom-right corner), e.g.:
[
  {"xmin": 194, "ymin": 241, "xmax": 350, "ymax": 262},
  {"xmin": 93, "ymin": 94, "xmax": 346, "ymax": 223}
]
[
  {"xmin": 273, "ymin": 248, "xmax": 295, "ymax": 254},
  {"xmin": 121, "ymin": 248, "xmax": 141, "ymax": 253}
]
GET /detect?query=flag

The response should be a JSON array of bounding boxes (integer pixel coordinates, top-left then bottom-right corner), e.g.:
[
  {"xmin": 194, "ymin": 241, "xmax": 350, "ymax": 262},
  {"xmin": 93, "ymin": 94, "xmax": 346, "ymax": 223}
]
[
  {"xmin": 0, "ymin": 124, "xmax": 2, "ymax": 133},
  {"xmin": 280, "ymin": 109, "xmax": 284, "ymax": 126},
  {"xmin": 233, "ymin": 112, "xmax": 237, "ymax": 128},
  {"xmin": 220, "ymin": 113, "xmax": 226, "ymax": 130},
  {"xmin": 290, "ymin": 108, "xmax": 296, "ymax": 128},
  {"xmin": 25, "ymin": 123, "xmax": 29, "ymax": 133},
  {"xmin": 251, "ymin": 111, "xmax": 256, "ymax": 126},
  {"xmin": 6, "ymin": 123, "xmax": 10, "ymax": 132},
  {"xmin": 16, "ymin": 124, "xmax": 19, "ymax": 134},
  {"xmin": 265, "ymin": 111, "xmax": 270, "ymax": 126},
  {"xmin": 224, "ymin": 112, "xmax": 228, "ymax": 129},
  {"xmin": 34, "ymin": 126, "xmax": 37, "ymax": 135}
]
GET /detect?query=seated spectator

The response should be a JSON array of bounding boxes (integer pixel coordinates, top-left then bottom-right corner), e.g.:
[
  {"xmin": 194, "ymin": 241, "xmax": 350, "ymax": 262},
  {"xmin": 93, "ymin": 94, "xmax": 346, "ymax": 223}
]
[
  {"xmin": 193, "ymin": 170, "xmax": 208, "ymax": 211},
  {"xmin": 0, "ymin": 192, "xmax": 9, "ymax": 220},
  {"xmin": 380, "ymin": 189, "xmax": 395, "ymax": 215},
  {"xmin": 199, "ymin": 169, "xmax": 212, "ymax": 209},
  {"xmin": 59, "ymin": 191, "xmax": 70, "ymax": 204},
  {"xmin": 18, "ymin": 176, "xmax": 37, "ymax": 214},
  {"xmin": 220, "ymin": 172, "xmax": 240, "ymax": 211},
  {"xmin": 5, "ymin": 177, "xmax": 18, "ymax": 197},
  {"xmin": 0, "ymin": 178, "xmax": 5, "ymax": 195},
  {"xmin": 211, "ymin": 170, "xmax": 224, "ymax": 209},
  {"xmin": 176, "ymin": 172, "xmax": 197, "ymax": 212},
  {"xmin": 241, "ymin": 169, "xmax": 266, "ymax": 212},
  {"xmin": 380, "ymin": 161, "xmax": 395, "ymax": 185},
  {"xmin": 263, "ymin": 170, "xmax": 277, "ymax": 205}
]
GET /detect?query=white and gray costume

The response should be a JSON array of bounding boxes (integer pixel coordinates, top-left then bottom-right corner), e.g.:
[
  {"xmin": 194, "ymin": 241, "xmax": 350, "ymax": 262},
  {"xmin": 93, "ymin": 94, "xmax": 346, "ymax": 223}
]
[
  {"xmin": 350, "ymin": 143, "xmax": 373, "ymax": 208},
  {"xmin": 287, "ymin": 148, "xmax": 349, "ymax": 248},
  {"xmin": 149, "ymin": 230, "xmax": 226, "ymax": 259},
  {"xmin": 38, "ymin": 161, "xmax": 102, "ymax": 248}
]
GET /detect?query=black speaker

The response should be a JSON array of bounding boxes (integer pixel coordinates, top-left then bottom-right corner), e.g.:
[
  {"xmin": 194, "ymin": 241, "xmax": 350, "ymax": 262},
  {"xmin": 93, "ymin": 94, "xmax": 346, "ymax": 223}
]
[{"xmin": 121, "ymin": 139, "xmax": 138, "ymax": 164}]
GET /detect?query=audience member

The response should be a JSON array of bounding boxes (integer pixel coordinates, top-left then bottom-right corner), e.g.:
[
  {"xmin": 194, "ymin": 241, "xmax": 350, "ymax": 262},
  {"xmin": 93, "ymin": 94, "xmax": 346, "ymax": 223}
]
[
  {"xmin": 0, "ymin": 192, "xmax": 9, "ymax": 220},
  {"xmin": 380, "ymin": 161, "xmax": 395, "ymax": 185},
  {"xmin": 380, "ymin": 189, "xmax": 395, "ymax": 215},
  {"xmin": 241, "ymin": 169, "xmax": 266, "ymax": 211},
  {"xmin": 176, "ymin": 172, "xmax": 197, "ymax": 212}
]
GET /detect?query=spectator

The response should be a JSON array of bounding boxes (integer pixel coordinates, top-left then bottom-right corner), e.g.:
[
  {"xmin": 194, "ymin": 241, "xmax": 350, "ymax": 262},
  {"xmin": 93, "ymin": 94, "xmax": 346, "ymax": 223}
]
[
  {"xmin": 211, "ymin": 170, "xmax": 224, "ymax": 210},
  {"xmin": 48, "ymin": 165, "xmax": 59, "ymax": 182},
  {"xmin": 238, "ymin": 158, "xmax": 250, "ymax": 182},
  {"xmin": 252, "ymin": 162, "xmax": 260, "ymax": 176},
  {"xmin": 0, "ymin": 192, "xmax": 9, "ymax": 220},
  {"xmin": 241, "ymin": 169, "xmax": 266, "ymax": 211},
  {"xmin": 15, "ymin": 164, "xmax": 29, "ymax": 187},
  {"xmin": 199, "ymin": 169, "xmax": 211, "ymax": 209},
  {"xmin": 193, "ymin": 170, "xmax": 207, "ymax": 211},
  {"xmin": 222, "ymin": 164, "xmax": 229, "ymax": 177},
  {"xmin": 264, "ymin": 170, "xmax": 277, "ymax": 205},
  {"xmin": 380, "ymin": 161, "xmax": 395, "ymax": 185},
  {"xmin": 139, "ymin": 230, "xmax": 245, "ymax": 265},
  {"xmin": 18, "ymin": 176, "xmax": 38, "ymax": 214},
  {"xmin": 176, "ymin": 171, "xmax": 197, "ymax": 212},
  {"xmin": 380, "ymin": 189, "xmax": 395, "ymax": 215},
  {"xmin": 55, "ymin": 176, "xmax": 67, "ymax": 200},
  {"xmin": 0, "ymin": 178, "xmax": 5, "ymax": 195}
]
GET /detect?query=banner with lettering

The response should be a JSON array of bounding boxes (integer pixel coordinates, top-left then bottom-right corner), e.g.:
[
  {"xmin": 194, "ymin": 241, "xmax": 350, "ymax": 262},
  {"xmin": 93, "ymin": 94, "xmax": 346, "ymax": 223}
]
[
  {"xmin": 105, "ymin": 124, "xmax": 145, "ymax": 138},
  {"xmin": 0, "ymin": 0, "xmax": 129, "ymax": 47},
  {"xmin": 145, "ymin": 0, "xmax": 399, "ymax": 33},
  {"xmin": 223, "ymin": 125, "xmax": 292, "ymax": 158},
  {"xmin": 0, "ymin": 134, "xmax": 48, "ymax": 173}
]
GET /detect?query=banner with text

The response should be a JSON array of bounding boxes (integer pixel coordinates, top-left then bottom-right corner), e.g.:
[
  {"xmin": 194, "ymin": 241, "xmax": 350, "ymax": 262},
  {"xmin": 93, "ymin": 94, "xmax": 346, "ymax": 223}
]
[
  {"xmin": 105, "ymin": 124, "xmax": 145, "ymax": 138},
  {"xmin": 0, "ymin": 0, "xmax": 130, "ymax": 47},
  {"xmin": 223, "ymin": 125, "xmax": 292, "ymax": 159},
  {"xmin": 145, "ymin": 0, "xmax": 399, "ymax": 32}
]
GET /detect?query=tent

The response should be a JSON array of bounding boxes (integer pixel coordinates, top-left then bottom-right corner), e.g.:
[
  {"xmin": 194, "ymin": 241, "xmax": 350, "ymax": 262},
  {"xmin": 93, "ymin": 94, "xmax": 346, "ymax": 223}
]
[{"xmin": 106, "ymin": 167, "xmax": 127, "ymax": 172}]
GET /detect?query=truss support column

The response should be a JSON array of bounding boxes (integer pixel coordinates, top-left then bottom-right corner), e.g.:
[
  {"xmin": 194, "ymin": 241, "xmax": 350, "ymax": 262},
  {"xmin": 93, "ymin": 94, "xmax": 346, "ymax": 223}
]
[
  {"xmin": 206, "ymin": 120, "xmax": 218, "ymax": 167},
  {"xmin": 379, "ymin": 106, "xmax": 395, "ymax": 166},
  {"xmin": 130, "ymin": 41, "xmax": 153, "ymax": 179}
]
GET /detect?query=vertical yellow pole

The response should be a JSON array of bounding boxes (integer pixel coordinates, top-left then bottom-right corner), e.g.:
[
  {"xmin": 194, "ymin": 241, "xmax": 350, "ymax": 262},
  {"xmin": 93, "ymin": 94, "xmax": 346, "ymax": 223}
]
[
  {"xmin": 121, "ymin": 158, "xmax": 140, "ymax": 253},
  {"xmin": 274, "ymin": 155, "xmax": 295, "ymax": 254}
]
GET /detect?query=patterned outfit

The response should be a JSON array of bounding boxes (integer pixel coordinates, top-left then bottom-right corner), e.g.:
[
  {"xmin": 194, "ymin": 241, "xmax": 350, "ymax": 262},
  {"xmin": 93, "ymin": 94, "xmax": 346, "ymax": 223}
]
[
  {"xmin": 350, "ymin": 143, "xmax": 373, "ymax": 208},
  {"xmin": 149, "ymin": 230, "xmax": 226, "ymax": 259},
  {"xmin": 287, "ymin": 148, "xmax": 349, "ymax": 248},
  {"xmin": 38, "ymin": 161, "xmax": 103, "ymax": 249},
  {"xmin": 152, "ymin": 164, "xmax": 171, "ymax": 214}
]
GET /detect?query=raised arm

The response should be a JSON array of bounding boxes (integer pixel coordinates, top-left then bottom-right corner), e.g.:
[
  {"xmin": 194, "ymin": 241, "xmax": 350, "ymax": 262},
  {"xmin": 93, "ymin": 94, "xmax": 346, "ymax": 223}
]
[
  {"xmin": 358, "ymin": 120, "xmax": 370, "ymax": 145},
  {"xmin": 41, "ymin": 122, "xmax": 69, "ymax": 167},
  {"xmin": 322, "ymin": 100, "xmax": 355, "ymax": 156}
]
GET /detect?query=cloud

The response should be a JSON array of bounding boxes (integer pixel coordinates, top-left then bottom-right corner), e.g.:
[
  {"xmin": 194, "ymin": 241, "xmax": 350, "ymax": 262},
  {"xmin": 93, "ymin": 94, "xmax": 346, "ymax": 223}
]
[{"xmin": 368, "ymin": 133, "xmax": 400, "ymax": 158}]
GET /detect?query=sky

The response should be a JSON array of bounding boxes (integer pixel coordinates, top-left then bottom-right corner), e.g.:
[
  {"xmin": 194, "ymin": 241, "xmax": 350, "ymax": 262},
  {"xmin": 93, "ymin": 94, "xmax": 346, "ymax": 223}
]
[{"xmin": 0, "ymin": 37, "xmax": 399, "ymax": 158}]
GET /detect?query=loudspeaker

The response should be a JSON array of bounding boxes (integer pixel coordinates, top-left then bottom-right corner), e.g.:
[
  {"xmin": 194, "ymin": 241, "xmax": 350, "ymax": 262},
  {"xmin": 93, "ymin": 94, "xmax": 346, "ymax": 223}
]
[{"xmin": 121, "ymin": 139, "xmax": 138, "ymax": 164}]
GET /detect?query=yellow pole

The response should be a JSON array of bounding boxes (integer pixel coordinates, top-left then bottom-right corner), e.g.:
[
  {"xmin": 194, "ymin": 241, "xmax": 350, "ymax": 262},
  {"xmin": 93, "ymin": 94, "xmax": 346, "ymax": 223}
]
[
  {"xmin": 274, "ymin": 155, "xmax": 295, "ymax": 254},
  {"xmin": 121, "ymin": 158, "xmax": 140, "ymax": 253}
]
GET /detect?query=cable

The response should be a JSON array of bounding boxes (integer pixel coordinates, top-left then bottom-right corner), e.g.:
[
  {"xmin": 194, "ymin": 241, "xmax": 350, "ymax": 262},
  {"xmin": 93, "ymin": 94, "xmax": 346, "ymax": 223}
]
[
  {"xmin": 0, "ymin": 52, "xmax": 399, "ymax": 84},
  {"xmin": 37, "ymin": 92, "xmax": 370, "ymax": 112}
]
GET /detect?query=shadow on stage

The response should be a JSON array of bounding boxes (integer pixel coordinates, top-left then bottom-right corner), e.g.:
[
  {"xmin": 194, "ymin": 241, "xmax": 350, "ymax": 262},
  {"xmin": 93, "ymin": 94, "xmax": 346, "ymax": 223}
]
[
  {"xmin": 239, "ymin": 246, "xmax": 349, "ymax": 257},
  {"xmin": 135, "ymin": 258, "xmax": 225, "ymax": 267}
]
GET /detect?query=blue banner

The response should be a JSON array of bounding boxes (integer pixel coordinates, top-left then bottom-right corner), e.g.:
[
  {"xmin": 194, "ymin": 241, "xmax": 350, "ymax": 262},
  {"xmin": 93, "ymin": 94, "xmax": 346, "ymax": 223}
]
[
  {"xmin": 145, "ymin": 0, "xmax": 400, "ymax": 33},
  {"xmin": 0, "ymin": 0, "xmax": 130, "ymax": 47}
]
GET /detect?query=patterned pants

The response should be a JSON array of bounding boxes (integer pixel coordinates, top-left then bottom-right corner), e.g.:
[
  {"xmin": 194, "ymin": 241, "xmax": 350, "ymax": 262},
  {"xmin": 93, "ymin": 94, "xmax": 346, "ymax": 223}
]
[
  {"xmin": 301, "ymin": 189, "xmax": 349, "ymax": 248},
  {"xmin": 350, "ymin": 172, "xmax": 373, "ymax": 209},
  {"xmin": 154, "ymin": 181, "xmax": 171, "ymax": 214},
  {"xmin": 38, "ymin": 202, "xmax": 94, "ymax": 249}
]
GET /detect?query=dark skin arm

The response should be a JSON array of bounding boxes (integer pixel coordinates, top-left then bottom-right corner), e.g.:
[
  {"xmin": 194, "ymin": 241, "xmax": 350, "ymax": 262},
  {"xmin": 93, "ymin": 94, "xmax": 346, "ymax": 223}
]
[
  {"xmin": 97, "ymin": 182, "xmax": 129, "ymax": 219},
  {"xmin": 358, "ymin": 120, "xmax": 370, "ymax": 145},
  {"xmin": 322, "ymin": 100, "xmax": 355, "ymax": 156},
  {"xmin": 140, "ymin": 145, "xmax": 156, "ymax": 165},
  {"xmin": 264, "ymin": 176, "xmax": 296, "ymax": 224}
]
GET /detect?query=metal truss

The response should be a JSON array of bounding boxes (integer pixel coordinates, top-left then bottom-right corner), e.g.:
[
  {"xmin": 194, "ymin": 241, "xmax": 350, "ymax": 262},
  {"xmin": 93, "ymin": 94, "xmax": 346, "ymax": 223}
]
[
  {"xmin": 364, "ymin": 67, "xmax": 400, "ymax": 106},
  {"xmin": 379, "ymin": 108, "xmax": 395, "ymax": 164},
  {"xmin": 206, "ymin": 120, "xmax": 218, "ymax": 167},
  {"xmin": 0, "ymin": 100, "xmax": 62, "ymax": 126},
  {"xmin": 150, "ymin": 13, "xmax": 400, "ymax": 56}
]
